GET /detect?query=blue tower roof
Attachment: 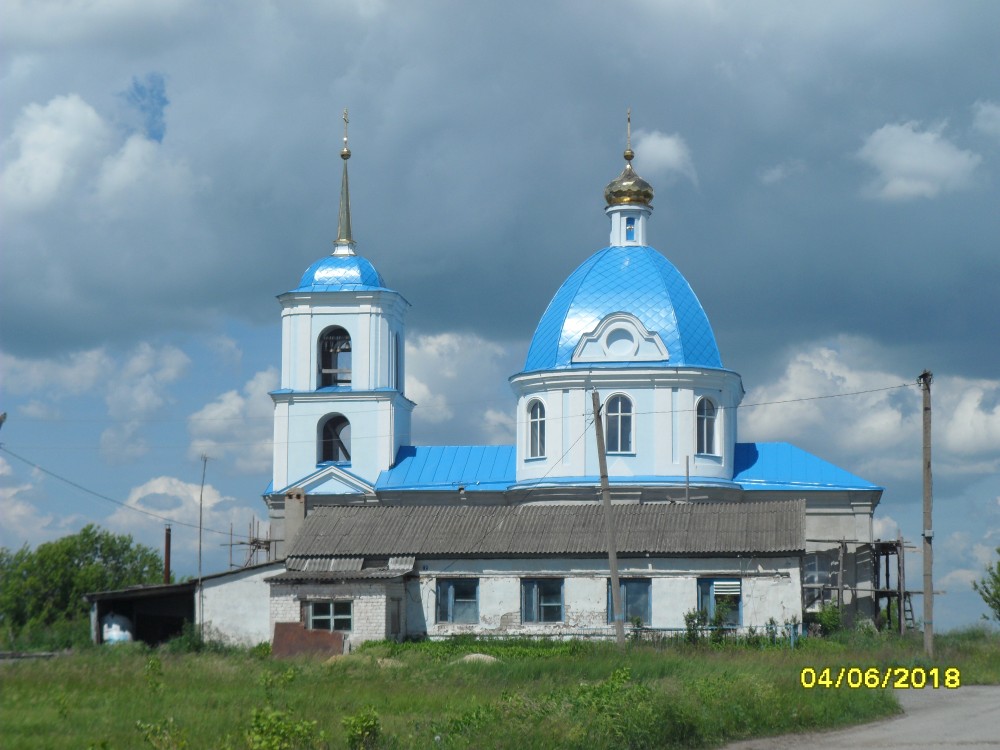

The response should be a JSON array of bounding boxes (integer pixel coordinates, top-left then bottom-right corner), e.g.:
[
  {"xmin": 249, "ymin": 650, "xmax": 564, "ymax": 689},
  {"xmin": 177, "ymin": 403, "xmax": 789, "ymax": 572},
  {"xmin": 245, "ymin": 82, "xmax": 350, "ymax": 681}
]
[
  {"xmin": 522, "ymin": 245, "xmax": 723, "ymax": 372},
  {"xmin": 293, "ymin": 254, "xmax": 389, "ymax": 292}
]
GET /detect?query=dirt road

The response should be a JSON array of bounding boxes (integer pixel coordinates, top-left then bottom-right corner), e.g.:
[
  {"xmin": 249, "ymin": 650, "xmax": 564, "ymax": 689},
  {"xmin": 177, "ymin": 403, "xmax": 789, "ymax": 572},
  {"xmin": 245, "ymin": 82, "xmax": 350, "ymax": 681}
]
[{"xmin": 723, "ymin": 686, "xmax": 1000, "ymax": 749}]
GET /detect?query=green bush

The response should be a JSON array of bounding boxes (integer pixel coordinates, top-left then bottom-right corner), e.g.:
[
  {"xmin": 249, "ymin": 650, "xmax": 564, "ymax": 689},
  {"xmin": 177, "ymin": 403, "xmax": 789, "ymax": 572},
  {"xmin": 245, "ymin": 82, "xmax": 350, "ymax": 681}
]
[
  {"xmin": 342, "ymin": 706, "xmax": 381, "ymax": 750},
  {"xmin": 817, "ymin": 604, "xmax": 843, "ymax": 635}
]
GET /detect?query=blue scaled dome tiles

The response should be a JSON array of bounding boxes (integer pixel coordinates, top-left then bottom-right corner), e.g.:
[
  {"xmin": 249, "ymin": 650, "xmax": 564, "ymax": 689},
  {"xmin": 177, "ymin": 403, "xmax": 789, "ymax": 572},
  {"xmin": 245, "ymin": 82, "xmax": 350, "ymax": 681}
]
[
  {"xmin": 523, "ymin": 245, "xmax": 722, "ymax": 372},
  {"xmin": 294, "ymin": 254, "xmax": 388, "ymax": 292}
]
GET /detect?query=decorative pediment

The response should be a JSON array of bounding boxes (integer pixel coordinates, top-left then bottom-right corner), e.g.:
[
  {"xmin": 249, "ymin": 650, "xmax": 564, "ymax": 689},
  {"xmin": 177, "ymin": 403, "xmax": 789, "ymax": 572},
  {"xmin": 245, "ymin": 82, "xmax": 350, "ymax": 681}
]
[{"xmin": 571, "ymin": 312, "xmax": 668, "ymax": 363}]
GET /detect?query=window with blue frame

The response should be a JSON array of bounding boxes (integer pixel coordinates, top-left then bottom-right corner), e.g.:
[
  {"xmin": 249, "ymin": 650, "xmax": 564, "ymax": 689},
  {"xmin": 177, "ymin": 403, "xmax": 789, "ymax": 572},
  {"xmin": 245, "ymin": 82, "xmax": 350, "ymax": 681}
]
[
  {"xmin": 625, "ymin": 217, "xmax": 635, "ymax": 241},
  {"xmin": 436, "ymin": 578, "xmax": 479, "ymax": 624},
  {"xmin": 697, "ymin": 579, "xmax": 741, "ymax": 627},
  {"xmin": 607, "ymin": 578, "xmax": 651, "ymax": 625},
  {"xmin": 521, "ymin": 578, "xmax": 564, "ymax": 623}
]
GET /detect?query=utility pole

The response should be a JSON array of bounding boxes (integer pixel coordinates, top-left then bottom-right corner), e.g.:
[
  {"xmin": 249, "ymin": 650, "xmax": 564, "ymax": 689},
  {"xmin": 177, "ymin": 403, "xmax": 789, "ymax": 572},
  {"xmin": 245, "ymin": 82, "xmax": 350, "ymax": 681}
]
[
  {"xmin": 198, "ymin": 454, "xmax": 209, "ymax": 633},
  {"xmin": 592, "ymin": 390, "xmax": 625, "ymax": 647},
  {"xmin": 918, "ymin": 371, "xmax": 933, "ymax": 657}
]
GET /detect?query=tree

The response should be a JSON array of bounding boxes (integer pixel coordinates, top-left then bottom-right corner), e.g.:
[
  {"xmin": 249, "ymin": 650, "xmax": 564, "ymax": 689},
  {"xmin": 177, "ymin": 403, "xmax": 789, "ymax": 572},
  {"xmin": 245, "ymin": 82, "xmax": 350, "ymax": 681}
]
[
  {"xmin": 973, "ymin": 546, "xmax": 1000, "ymax": 623},
  {"xmin": 0, "ymin": 524, "xmax": 163, "ymax": 648}
]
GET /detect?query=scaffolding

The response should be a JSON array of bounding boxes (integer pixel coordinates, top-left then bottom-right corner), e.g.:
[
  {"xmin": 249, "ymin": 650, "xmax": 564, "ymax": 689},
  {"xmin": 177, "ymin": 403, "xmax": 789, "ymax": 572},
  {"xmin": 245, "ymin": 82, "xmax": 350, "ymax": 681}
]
[{"xmin": 873, "ymin": 535, "xmax": 917, "ymax": 634}]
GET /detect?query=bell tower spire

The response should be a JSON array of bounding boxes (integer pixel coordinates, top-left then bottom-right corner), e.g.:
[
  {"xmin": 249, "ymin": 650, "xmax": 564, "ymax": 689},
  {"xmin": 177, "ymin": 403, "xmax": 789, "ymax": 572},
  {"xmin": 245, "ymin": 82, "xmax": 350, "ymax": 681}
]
[
  {"xmin": 334, "ymin": 108, "xmax": 355, "ymax": 255},
  {"xmin": 604, "ymin": 108, "xmax": 653, "ymax": 246}
]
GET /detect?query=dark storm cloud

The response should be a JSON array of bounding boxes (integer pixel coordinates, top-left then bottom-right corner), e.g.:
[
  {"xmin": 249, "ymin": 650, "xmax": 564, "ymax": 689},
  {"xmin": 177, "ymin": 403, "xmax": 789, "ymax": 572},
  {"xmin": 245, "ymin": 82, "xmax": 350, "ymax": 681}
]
[{"xmin": 2, "ymin": 1, "xmax": 998, "ymax": 385}]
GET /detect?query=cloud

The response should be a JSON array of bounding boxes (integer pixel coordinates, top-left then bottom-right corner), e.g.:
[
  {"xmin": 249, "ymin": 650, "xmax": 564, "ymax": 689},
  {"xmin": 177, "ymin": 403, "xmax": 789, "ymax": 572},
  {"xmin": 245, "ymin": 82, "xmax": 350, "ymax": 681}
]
[
  {"xmin": 632, "ymin": 130, "xmax": 698, "ymax": 186},
  {"xmin": 0, "ymin": 94, "xmax": 110, "ymax": 212},
  {"xmin": 939, "ymin": 568, "xmax": 979, "ymax": 591},
  {"xmin": 741, "ymin": 336, "xmax": 1000, "ymax": 483},
  {"xmin": 405, "ymin": 332, "xmax": 521, "ymax": 445},
  {"xmin": 187, "ymin": 368, "xmax": 277, "ymax": 472},
  {"xmin": 100, "ymin": 343, "xmax": 191, "ymax": 461},
  {"xmin": 857, "ymin": 121, "xmax": 981, "ymax": 200},
  {"xmin": 972, "ymin": 100, "xmax": 1000, "ymax": 139},
  {"xmin": 0, "ymin": 348, "xmax": 113, "ymax": 395},
  {"xmin": 873, "ymin": 514, "xmax": 900, "ymax": 540},
  {"xmin": 759, "ymin": 159, "xmax": 805, "ymax": 185},
  {"xmin": 107, "ymin": 475, "xmax": 260, "ymax": 555}
]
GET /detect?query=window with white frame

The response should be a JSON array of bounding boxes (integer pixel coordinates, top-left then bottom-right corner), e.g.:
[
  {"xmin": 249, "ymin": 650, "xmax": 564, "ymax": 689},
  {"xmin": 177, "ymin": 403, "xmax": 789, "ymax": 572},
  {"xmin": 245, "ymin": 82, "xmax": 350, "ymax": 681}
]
[
  {"xmin": 528, "ymin": 399, "xmax": 546, "ymax": 458},
  {"xmin": 521, "ymin": 578, "xmax": 564, "ymax": 623},
  {"xmin": 607, "ymin": 578, "xmax": 651, "ymax": 625},
  {"xmin": 307, "ymin": 601, "xmax": 352, "ymax": 631},
  {"xmin": 697, "ymin": 579, "xmax": 740, "ymax": 627},
  {"xmin": 436, "ymin": 578, "xmax": 479, "ymax": 624},
  {"xmin": 318, "ymin": 326, "xmax": 352, "ymax": 387},
  {"xmin": 605, "ymin": 394, "xmax": 633, "ymax": 453},
  {"xmin": 696, "ymin": 398, "xmax": 717, "ymax": 455}
]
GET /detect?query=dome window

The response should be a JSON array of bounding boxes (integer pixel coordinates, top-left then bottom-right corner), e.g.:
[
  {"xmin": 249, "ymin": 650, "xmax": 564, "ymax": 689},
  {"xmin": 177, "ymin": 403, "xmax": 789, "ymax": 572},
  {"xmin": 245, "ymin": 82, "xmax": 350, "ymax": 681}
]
[
  {"xmin": 625, "ymin": 217, "xmax": 636, "ymax": 242},
  {"xmin": 605, "ymin": 394, "xmax": 633, "ymax": 454},
  {"xmin": 528, "ymin": 399, "xmax": 546, "ymax": 459},
  {"xmin": 697, "ymin": 398, "xmax": 718, "ymax": 456},
  {"xmin": 318, "ymin": 326, "xmax": 352, "ymax": 388},
  {"xmin": 319, "ymin": 414, "xmax": 351, "ymax": 463}
]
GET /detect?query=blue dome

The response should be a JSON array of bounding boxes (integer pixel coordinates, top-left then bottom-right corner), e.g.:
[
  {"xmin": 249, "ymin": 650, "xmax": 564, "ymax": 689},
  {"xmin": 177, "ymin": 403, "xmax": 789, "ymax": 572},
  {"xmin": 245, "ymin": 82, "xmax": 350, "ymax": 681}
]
[
  {"xmin": 523, "ymin": 245, "xmax": 723, "ymax": 371},
  {"xmin": 294, "ymin": 254, "xmax": 388, "ymax": 292}
]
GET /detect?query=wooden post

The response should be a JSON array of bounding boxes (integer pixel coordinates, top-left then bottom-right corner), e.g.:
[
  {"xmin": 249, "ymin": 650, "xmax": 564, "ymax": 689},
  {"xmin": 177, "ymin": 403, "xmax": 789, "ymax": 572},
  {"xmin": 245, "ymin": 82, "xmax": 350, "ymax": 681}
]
[
  {"xmin": 919, "ymin": 370, "xmax": 934, "ymax": 657},
  {"xmin": 837, "ymin": 540, "xmax": 845, "ymax": 611},
  {"xmin": 897, "ymin": 533, "xmax": 906, "ymax": 635},
  {"xmin": 592, "ymin": 390, "xmax": 625, "ymax": 647}
]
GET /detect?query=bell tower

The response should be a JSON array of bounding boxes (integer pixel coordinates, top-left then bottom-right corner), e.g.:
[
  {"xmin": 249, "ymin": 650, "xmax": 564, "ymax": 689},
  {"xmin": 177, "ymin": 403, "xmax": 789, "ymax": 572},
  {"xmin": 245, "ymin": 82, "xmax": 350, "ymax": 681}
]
[{"xmin": 268, "ymin": 110, "xmax": 413, "ymax": 520}]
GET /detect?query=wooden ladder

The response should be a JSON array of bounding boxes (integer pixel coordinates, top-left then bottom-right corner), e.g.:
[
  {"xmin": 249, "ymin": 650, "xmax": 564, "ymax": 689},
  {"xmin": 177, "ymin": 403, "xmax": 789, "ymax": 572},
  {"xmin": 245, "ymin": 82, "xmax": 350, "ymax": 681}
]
[{"xmin": 903, "ymin": 593, "xmax": 916, "ymax": 629}]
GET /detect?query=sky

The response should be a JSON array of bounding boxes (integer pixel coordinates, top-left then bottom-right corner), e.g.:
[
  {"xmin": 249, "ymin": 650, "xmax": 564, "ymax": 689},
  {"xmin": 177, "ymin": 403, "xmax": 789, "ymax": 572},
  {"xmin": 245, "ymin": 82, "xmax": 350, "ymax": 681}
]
[{"xmin": 1, "ymin": 0, "xmax": 998, "ymax": 630}]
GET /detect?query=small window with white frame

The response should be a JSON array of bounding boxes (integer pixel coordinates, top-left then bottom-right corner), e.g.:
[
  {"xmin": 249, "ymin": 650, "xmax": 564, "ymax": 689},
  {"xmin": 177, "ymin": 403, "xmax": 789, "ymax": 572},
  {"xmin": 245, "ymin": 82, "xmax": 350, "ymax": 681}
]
[
  {"xmin": 605, "ymin": 394, "xmax": 633, "ymax": 454},
  {"xmin": 527, "ymin": 399, "xmax": 546, "ymax": 459},
  {"xmin": 307, "ymin": 601, "xmax": 352, "ymax": 631},
  {"xmin": 696, "ymin": 397, "xmax": 718, "ymax": 455}
]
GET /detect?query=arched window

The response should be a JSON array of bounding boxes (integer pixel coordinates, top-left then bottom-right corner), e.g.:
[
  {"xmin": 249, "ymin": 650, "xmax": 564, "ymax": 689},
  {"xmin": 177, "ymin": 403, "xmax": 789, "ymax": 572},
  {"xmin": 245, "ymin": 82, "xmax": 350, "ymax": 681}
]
[
  {"xmin": 528, "ymin": 399, "xmax": 546, "ymax": 458},
  {"xmin": 318, "ymin": 326, "xmax": 352, "ymax": 388},
  {"xmin": 697, "ymin": 398, "xmax": 717, "ymax": 455},
  {"xmin": 319, "ymin": 415, "xmax": 351, "ymax": 463},
  {"xmin": 605, "ymin": 394, "xmax": 633, "ymax": 454},
  {"xmin": 625, "ymin": 217, "xmax": 636, "ymax": 242}
]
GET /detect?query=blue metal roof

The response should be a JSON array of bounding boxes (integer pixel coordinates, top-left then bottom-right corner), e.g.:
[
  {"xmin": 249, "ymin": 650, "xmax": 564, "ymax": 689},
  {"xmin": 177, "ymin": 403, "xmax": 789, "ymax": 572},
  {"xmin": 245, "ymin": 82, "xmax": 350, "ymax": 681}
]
[
  {"xmin": 371, "ymin": 442, "xmax": 878, "ymax": 494},
  {"xmin": 292, "ymin": 254, "xmax": 389, "ymax": 292},
  {"xmin": 522, "ymin": 245, "xmax": 722, "ymax": 372},
  {"xmin": 375, "ymin": 445, "xmax": 516, "ymax": 492},
  {"xmin": 733, "ymin": 442, "xmax": 882, "ymax": 491}
]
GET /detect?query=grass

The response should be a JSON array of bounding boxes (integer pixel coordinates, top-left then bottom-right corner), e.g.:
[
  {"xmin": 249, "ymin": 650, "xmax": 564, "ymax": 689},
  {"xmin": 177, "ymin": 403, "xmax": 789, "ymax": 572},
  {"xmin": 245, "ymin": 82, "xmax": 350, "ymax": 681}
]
[{"xmin": 0, "ymin": 627, "xmax": 996, "ymax": 749}]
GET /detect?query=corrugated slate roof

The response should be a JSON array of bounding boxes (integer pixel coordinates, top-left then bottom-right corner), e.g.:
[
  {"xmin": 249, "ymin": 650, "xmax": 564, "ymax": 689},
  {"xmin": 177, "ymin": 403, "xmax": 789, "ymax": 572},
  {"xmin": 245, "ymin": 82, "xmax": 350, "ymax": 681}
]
[{"xmin": 287, "ymin": 500, "xmax": 805, "ymax": 558}]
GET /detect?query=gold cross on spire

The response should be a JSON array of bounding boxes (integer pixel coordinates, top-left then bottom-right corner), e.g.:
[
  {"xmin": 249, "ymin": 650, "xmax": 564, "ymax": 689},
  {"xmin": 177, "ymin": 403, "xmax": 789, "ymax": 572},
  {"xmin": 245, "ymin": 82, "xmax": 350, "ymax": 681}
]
[{"xmin": 341, "ymin": 108, "xmax": 351, "ymax": 160}]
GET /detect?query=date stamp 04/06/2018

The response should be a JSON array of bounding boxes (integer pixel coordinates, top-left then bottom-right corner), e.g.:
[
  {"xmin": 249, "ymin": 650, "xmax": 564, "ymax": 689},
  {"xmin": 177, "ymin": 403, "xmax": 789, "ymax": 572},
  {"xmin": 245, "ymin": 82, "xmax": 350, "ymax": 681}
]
[{"xmin": 800, "ymin": 667, "xmax": 961, "ymax": 690}]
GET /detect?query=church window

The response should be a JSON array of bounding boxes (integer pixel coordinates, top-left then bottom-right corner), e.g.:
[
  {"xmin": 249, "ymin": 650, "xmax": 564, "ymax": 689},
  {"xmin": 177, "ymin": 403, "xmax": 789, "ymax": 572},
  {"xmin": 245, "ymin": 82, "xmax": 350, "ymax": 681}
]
[
  {"xmin": 318, "ymin": 326, "xmax": 352, "ymax": 387},
  {"xmin": 436, "ymin": 578, "xmax": 479, "ymax": 624},
  {"xmin": 307, "ymin": 601, "xmax": 352, "ymax": 631},
  {"xmin": 528, "ymin": 399, "xmax": 546, "ymax": 458},
  {"xmin": 605, "ymin": 394, "xmax": 633, "ymax": 454},
  {"xmin": 319, "ymin": 414, "xmax": 351, "ymax": 463},
  {"xmin": 697, "ymin": 398, "xmax": 717, "ymax": 455},
  {"xmin": 625, "ymin": 216, "xmax": 635, "ymax": 242}
]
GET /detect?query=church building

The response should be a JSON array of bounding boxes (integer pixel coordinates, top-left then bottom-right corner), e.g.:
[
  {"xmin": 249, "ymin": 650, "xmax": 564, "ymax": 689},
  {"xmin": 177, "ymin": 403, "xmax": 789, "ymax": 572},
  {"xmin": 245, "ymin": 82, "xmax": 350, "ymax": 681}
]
[{"xmin": 264, "ymin": 115, "xmax": 882, "ymax": 649}]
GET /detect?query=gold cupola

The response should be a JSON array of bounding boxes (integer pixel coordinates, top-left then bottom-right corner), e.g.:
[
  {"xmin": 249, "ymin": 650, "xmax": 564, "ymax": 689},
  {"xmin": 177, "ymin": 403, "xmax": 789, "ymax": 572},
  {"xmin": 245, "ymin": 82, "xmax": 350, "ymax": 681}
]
[{"xmin": 603, "ymin": 109, "xmax": 654, "ymax": 207}]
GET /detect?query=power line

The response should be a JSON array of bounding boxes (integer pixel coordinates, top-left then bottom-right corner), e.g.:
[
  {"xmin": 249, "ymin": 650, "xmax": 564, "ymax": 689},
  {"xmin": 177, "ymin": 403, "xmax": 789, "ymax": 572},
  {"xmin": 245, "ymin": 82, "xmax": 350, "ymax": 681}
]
[{"xmin": 0, "ymin": 445, "xmax": 253, "ymax": 541}]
